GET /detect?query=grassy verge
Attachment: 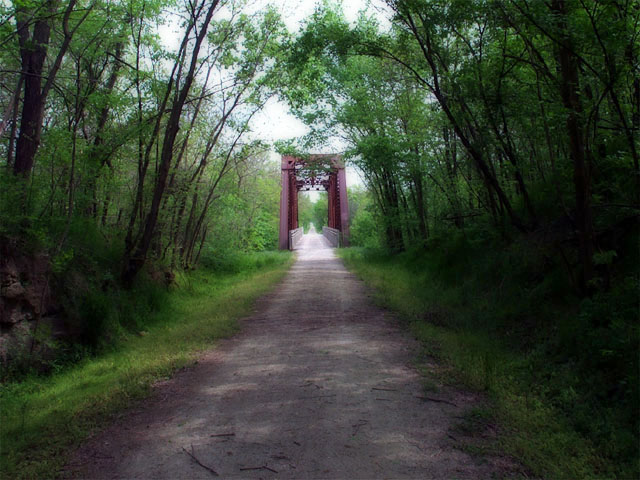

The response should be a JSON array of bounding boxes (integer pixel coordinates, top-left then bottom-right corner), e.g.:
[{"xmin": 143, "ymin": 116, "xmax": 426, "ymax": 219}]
[
  {"xmin": 338, "ymin": 244, "xmax": 637, "ymax": 479},
  {"xmin": 0, "ymin": 251, "xmax": 293, "ymax": 479}
]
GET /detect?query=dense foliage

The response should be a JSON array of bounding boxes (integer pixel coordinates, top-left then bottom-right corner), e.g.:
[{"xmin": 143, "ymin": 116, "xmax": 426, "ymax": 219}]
[
  {"xmin": 0, "ymin": 0, "xmax": 290, "ymax": 363},
  {"xmin": 1, "ymin": 0, "xmax": 287, "ymax": 279},
  {"xmin": 1, "ymin": 0, "xmax": 638, "ymax": 476},
  {"xmin": 281, "ymin": 0, "xmax": 639, "ymax": 476},
  {"xmin": 286, "ymin": 1, "xmax": 638, "ymax": 275},
  {"xmin": 0, "ymin": 4, "xmax": 295, "ymax": 474}
]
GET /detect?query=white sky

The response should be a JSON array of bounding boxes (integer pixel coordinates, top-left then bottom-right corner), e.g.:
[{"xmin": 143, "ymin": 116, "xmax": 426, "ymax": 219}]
[
  {"xmin": 249, "ymin": 0, "xmax": 391, "ymax": 152},
  {"xmin": 248, "ymin": 0, "xmax": 391, "ymax": 192},
  {"xmin": 157, "ymin": 0, "xmax": 391, "ymax": 193}
]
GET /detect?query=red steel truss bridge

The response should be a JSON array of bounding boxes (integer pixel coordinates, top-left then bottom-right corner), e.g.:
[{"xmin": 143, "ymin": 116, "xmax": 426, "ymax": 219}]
[{"xmin": 278, "ymin": 154, "xmax": 350, "ymax": 250}]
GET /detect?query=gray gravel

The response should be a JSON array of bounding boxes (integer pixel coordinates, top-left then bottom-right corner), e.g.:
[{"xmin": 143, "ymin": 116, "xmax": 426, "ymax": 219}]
[{"xmin": 68, "ymin": 232, "xmax": 513, "ymax": 479}]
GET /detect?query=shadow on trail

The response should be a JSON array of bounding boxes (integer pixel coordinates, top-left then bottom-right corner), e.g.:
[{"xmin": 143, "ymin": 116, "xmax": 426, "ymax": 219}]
[{"xmin": 69, "ymin": 225, "xmax": 518, "ymax": 479}]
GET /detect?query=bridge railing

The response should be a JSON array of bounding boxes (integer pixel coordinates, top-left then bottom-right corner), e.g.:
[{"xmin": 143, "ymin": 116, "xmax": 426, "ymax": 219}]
[
  {"xmin": 322, "ymin": 226, "xmax": 341, "ymax": 247},
  {"xmin": 289, "ymin": 227, "xmax": 303, "ymax": 250}
]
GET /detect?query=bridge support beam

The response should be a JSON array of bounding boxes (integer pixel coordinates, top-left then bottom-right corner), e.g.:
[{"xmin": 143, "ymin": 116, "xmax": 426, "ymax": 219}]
[
  {"xmin": 279, "ymin": 156, "xmax": 297, "ymax": 250},
  {"xmin": 337, "ymin": 167, "xmax": 350, "ymax": 246},
  {"xmin": 279, "ymin": 154, "xmax": 349, "ymax": 249}
]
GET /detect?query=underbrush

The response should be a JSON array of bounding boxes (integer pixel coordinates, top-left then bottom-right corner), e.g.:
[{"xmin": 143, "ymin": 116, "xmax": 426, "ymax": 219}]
[
  {"xmin": 198, "ymin": 248, "xmax": 289, "ymax": 274},
  {"xmin": 1, "ymin": 218, "xmax": 289, "ymax": 381},
  {"xmin": 0, "ymin": 250, "xmax": 293, "ymax": 479},
  {"xmin": 339, "ymin": 230, "xmax": 638, "ymax": 479}
]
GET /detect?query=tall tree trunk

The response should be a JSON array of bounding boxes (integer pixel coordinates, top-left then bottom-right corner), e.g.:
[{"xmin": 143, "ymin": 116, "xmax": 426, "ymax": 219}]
[
  {"xmin": 552, "ymin": 0, "xmax": 594, "ymax": 293},
  {"xmin": 633, "ymin": 77, "xmax": 640, "ymax": 206},
  {"xmin": 122, "ymin": 0, "xmax": 220, "ymax": 285},
  {"xmin": 395, "ymin": 7, "xmax": 527, "ymax": 232},
  {"xmin": 14, "ymin": 0, "xmax": 82, "ymax": 177},
  {"xmin": 87, "ymin": 42, "xmax": 124, "ymax": 217},
  {"xmin": 13, "ymin": 1, "xmax": 56, "ymax": 176},
  {"xmin": 414, "ymin": 173, "xmax": 427, "ymax": 239},
  {"xmin": 5, "ymin": 76, "xmax": 23, "ymax": 170}
]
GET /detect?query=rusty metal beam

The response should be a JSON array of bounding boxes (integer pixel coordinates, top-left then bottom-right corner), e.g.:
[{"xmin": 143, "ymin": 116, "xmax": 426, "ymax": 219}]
[
  {"xmin": 279, "ymin": 154, "xmax": 350, "ymax": 249},
  {"xmin": 337, "ymin": 166, "xmax": 350, "ymax": 246}
]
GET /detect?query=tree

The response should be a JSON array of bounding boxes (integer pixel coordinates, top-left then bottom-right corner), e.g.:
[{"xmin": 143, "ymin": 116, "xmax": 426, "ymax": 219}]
[
  {"xmin": 281, "ymin": 0, "xmax": 638, "ymax": 294},
  {"xmin": 1, "ymin": 0, "xmax": 289, "ymax": 286},
  {"xmin": 13, "ymin": 0, "xmax": 91, "ymax": 177}
]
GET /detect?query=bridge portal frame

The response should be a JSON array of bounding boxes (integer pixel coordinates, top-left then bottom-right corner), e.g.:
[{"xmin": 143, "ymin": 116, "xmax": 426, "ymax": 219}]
[{"xmin": 279, "ymin": 154, "xmax": 350, "ymax": 250}]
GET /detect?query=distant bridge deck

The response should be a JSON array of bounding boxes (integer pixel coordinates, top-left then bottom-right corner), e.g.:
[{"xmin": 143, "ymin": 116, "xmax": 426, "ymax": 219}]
[{"xmin": 289, "ymin": 224, "xmax": 340, "ymax": 251}]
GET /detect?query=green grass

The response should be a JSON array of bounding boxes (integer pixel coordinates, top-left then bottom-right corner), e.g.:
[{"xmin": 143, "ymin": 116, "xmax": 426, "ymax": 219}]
[
  {"xmin": 0, "ymin": 251, "xmax": 293, "ymax": 479},
  {"xmin": 338, "ymin": 245, "xmax": 637, "ymax": 480}
]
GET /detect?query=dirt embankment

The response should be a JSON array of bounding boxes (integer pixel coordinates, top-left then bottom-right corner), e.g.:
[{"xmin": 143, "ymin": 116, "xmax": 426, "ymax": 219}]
[{"xmin": 0, "ymin": 238, "xmax": 62, "ymax": 365}]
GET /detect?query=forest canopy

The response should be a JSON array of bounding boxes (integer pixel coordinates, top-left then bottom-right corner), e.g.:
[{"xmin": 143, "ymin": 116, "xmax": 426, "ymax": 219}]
[
  {"xmin": 284, "ymin": 0, "xmax": 638, "ymax": 292},
  {"xmin": 0, "ymin": 0, "xmax": 638, "ymax": 476},
  {"xmin": 281, "ymin": 1, "xmax": 639, "ymax": 476},
  {"xmin": 1, "ymin": 0, "xmax": 288, "ymax": 284}
]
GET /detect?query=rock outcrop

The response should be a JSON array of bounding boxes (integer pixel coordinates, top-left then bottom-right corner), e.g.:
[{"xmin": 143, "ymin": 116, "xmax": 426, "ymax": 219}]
[{"xmin": 0, "ymin": 237, "xmax": 57, "ymax": 365}]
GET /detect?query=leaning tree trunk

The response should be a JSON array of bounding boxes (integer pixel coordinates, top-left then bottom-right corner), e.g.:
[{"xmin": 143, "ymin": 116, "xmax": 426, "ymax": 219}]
[{"xmin": 122, "ymin": 0, "xmax": 220, "ymax": 286}]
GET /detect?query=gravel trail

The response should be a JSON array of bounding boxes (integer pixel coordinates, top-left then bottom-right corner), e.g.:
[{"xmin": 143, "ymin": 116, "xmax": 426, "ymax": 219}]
[{"xmin": 69, "ymin": 231, "xmax": 511, "ymax": 479}]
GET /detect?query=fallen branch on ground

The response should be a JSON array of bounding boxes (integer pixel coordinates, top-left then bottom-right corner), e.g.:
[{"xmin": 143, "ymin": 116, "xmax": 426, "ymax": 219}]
[
  {"xmin": 414, "ymin": 395, "xmax": 457, "ymax": 407},
  {"xmin": 240, "ymin": 465, "xmax": 278, "ymax": 473},
  {"xmin": 297, "ymin": 394, "xmax": 336, "ymax": 399},
  {"xmin": 182, "ymin": 445, "xmax": 219, "ymax": 476},
  {"xmin": 352, "ymin": 420, "xmax": 368, "ymax": 436}
]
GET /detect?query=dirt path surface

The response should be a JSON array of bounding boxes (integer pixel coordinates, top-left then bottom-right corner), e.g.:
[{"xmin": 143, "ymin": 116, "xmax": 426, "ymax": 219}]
[{"xmin": 69, "ymin": 232, "xmax": 510, "ymax": 479}]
